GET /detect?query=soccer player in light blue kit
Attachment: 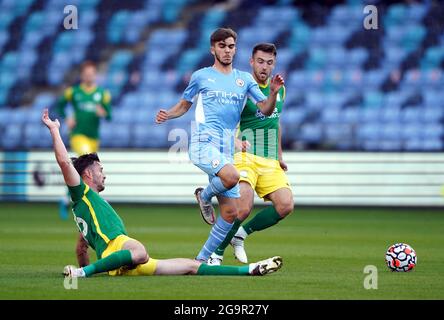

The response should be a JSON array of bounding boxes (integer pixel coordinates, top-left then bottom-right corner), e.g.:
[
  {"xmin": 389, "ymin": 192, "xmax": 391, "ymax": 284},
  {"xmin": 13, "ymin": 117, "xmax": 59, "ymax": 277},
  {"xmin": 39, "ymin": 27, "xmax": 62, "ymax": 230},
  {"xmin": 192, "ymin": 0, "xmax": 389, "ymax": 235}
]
[{"xmin": 156, "ymin": 28, "xmax": 284, "ymax": 262}]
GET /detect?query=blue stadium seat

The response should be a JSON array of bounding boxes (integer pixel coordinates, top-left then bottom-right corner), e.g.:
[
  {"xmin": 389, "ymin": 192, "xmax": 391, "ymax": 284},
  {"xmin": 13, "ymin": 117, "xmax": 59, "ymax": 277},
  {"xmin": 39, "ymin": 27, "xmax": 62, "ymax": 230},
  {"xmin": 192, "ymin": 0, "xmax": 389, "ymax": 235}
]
[
  {"xmin": 341, "ymin": 107, "xmax": 360, "ymax": 124},
  {"xmin": 422, "ymin": 107, "xmax": 443, "ymax": 123},
  {"xmin": 348, "ymin": 48, "xmax": 368, "ymax": 67},
  {"xmin": 381, "ymin": 107, "xmax": 401, "ymax": 123},
  {"xmin": 299, "ymin": 123, "xmax": 322, "ymax": 143},
  {"xmin": 357, "ymin": 123, "xmax": 380, "ymax": 141},
  {"xmin": 325, "ymin": 25, "xmax": 352, "ymax": 45},
  {"xmin": 20, "ymin": 32, "xmax": 43, "ymax": 51},
  {"xmin": 402, "ymin": 123, "xmax": 422, "ymax": 140},
  {"xmin": 109, "ymin": 50, "xmax": 133, "ymax": 71},
  {"xmin": 321, "ymin": 107, "xmax": 342, "ymax": 124},
  {"xmin": 401, "ymin": 107, "xmax": 422, "ymax": 123},
  {"xmin": 281, "ymin": 108, "xmax": 306, "ymax": 125},
  {"xmin": 310, "ymin": 29, "xmax": 331, "ymax": 46},
  {"xmin": 423, "ymin": 124, "xmax": 443, "ymax": 139},
  {"xmin": 364, "ymin": 71, "xmax": 388, "ymax": 90},
  {"xmin": 404, "ymin": 138, "xmax": 423, "ymax": 151},
  {"xmin": 421, "ymin": 46, "xmax": 444, "ymax": 69},
  {"xmin": 324, "ymin": 124, "xmax": 353, "ymax": 149},
  {"xmin": 33, "ymin": 93, "xmax": 56, "ymax": 109},
  {"xmin": 133, "ymin": 123, "xmax": 169, "ymax": 148},
  {"xmin": 363, "ymin": 91, "xmax": 384, "ymax": 109},
  {"xmin": 381, "ymin": 123, "xmax": 403, "ymax": 140},
  {"xmin": 9, "ymin": 109, "xmax": 29, "ymax": 124},
  {"xmin": 120, "ymin": 93, "xmax": 141, "ymax": 110},
  {"xmin": 0, "ymin": 1, "xmax": 442, "ymax": 152},
  {"xmin": 107, "ymin": 10, "xmax": 131, "ymax": 44},
  {"xmin": 423, "ymin": 90, "xmax": 443, "ymax": 108},
  {"xmin": 378, "ymin": 140, "xmax": 402, "ymax": 151},
  {"xmin": 343, "ymin": 69, "xmax": 364, "ymax": 89},
  {"xmin": 0, "ymin": 30, "xmax": 9, "ymax": 52},
  {"xmin": 305, "ymin": 47, "xmax": 327, "ymax": 70},
  {"xmin": 326, "ymin": 46, "xmax": 347, "ymax": 68},
  {"xmin": 0, "ymin": 12, "xmax": 14, "ymax": 31},
  {"xmin": 1, "ymin": 124, "xmax": 22, "ymax": 150},
  {"xmin": 423, "ymin": 139, "xmax": 443, "ymax": 151},
  {"xmin": 24, "ymin": 123, "xmax": 43, "ymax": 148},
  {"xmin": 289, "ymin": 23, "xmax": 311, "ymax": 53},
  {"xmin": 407, "ymin": 3, "xmax": 427, "ymax": 22},
  {"xmin": 111, "ymin": 108, "xmax": 134, "ymax": 124},
  {"xmin": 383, "ymin": 45, "xmax": 407, "ymax": 68},
  {"xmin": 401, "ymin": 24, "xmax": 426, "ymax": 52},
  {"xmin": 109, "ymin": 124, "xmax": 132, "ymax": 147},
  {"xmin": 255, "ymin": 6, "xmax": 299, "ymax": 32},
  {"xmin": 26, "ymin": 109, "xmax": 44, "ymax": 124},
  {"xmin": 79, "ymin": 9, "xmax": 98, "ymax": 28},
  {"xmin": 288, "ymin": 71, "xmax": 306, "ymax": 89},
  {"xmin": 359, "ymin": 108, "xmax": 380, "ymax": 123},
  {"xmin": 53, "ymin": 32, "xmax": 75, "ymax": 53},
  {"xmin": 384, "ymin": 4, "xmax": 407, "ymax": 27},
  {"xmin": 422, "ymin": 69, "xmax": 443, "ymax": 89},
  {"xmin": 176, "ymin": 49, "xmax": 204, "ymax": 75}
]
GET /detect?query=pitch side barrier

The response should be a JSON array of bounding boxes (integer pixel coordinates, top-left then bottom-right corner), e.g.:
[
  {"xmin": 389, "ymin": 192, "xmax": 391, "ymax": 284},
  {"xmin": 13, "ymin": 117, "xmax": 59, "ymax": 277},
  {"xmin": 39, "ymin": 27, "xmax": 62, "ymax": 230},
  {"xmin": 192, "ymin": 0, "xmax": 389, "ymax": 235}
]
[{"xmin": 1, "ymin": 151, "xmax": 444, "ymax": 207}]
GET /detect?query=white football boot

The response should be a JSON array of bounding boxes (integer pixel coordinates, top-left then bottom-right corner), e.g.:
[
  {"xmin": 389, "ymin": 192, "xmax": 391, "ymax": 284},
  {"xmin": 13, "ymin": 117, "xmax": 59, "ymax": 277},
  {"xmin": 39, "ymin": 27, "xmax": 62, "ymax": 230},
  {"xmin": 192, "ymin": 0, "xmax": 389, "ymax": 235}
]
[{"xmin": 249, "ymin": 256, "xmax": 283, "ymax": 276}]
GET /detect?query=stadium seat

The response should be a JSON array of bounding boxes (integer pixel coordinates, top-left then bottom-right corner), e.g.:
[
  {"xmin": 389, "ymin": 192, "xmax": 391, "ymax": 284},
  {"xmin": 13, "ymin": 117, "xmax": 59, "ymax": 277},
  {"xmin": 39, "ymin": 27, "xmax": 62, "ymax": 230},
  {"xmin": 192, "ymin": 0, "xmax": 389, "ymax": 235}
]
[{"xmin": 1, "ymin": 1, "xmax": 443, "ymax": 152}]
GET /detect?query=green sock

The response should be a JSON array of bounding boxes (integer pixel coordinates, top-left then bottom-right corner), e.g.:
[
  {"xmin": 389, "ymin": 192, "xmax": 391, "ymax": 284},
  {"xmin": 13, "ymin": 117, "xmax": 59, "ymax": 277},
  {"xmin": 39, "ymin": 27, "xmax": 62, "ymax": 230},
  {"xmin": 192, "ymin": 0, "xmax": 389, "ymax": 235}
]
[
  {"xmin": 197, "ymin": 264, "xmax": 249, "ymax": 276},
  {"xmin": 83, "ymin": 250, "xmax": 133, "ymax": 277},
  {"xmin": 243, "ymin": 206, "xmax": 282, "ymax": 235},
  {"xmin": 214, "ymin": 218, "xmax": 242, "ymax": 256}
]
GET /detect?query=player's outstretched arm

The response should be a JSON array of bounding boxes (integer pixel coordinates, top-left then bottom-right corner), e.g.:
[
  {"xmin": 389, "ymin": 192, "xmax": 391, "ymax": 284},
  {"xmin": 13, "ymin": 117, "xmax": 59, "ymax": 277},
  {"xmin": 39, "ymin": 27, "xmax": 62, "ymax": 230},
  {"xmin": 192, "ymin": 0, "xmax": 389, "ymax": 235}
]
[
  {"xmin": 155, "ymin": 99, "xmax": 192, "ymax": 123},
  {"xmin": 76, "ymin": 233, "xmax": 90, "ymax": 267},
  {"xmin": 41, "ymin": 108, "xmax": 80, "ymax": 187},
  {"xmin": 256, "ymin": 74, "xmax": 284, "ymax": 116}
]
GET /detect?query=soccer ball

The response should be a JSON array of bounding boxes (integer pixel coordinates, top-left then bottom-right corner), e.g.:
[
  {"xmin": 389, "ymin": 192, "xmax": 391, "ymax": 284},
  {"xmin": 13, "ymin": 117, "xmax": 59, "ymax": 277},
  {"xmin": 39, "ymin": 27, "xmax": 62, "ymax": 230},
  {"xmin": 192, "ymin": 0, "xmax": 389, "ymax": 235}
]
[{"xmin": 385, "ymin": 243, "xmax": 417, "ymax": 272}]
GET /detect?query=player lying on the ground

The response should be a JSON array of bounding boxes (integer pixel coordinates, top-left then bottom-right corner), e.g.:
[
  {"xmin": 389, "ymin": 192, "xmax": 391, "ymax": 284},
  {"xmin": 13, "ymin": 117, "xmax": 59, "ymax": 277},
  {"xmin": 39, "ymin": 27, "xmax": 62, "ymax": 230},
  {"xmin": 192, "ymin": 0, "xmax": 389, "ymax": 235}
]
[{"xmin": 41, "ymin": 109, "xmax": 282, "ymax": 278}]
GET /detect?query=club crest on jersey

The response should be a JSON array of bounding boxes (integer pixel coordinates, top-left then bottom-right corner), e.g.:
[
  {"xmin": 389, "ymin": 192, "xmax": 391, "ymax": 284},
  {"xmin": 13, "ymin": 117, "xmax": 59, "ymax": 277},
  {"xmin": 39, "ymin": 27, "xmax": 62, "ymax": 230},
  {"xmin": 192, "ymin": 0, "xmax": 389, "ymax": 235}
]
[
  {"xmin": 211, "ymin": 159, "xmax": 220, "ymax": 168},
  {"xmin": 93, "ymin": 92, "xmax": 102, "ymax": 101},
  {"xmin": 240, "ymin": 170, "xmax": 248, "ymax": 178},
  {"xmin": 235, "ymin": 79, "xmax": 244, "ymax": 87}
]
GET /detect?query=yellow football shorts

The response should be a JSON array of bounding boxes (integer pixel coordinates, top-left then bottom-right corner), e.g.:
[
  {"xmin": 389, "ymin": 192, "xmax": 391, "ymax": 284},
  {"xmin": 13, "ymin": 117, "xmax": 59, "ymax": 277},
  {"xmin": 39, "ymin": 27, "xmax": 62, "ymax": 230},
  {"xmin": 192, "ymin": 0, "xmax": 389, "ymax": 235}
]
[
  {"xmin": 234, "ymin": 152, "xmax": 292, "ymax": 201},
  {"xmin": 101, "ymin": 235, "xmax": 158, "ymax": 276},
  {"xmin": 70, "ymin": 134, "xmax": 99, "ymax": 155}
]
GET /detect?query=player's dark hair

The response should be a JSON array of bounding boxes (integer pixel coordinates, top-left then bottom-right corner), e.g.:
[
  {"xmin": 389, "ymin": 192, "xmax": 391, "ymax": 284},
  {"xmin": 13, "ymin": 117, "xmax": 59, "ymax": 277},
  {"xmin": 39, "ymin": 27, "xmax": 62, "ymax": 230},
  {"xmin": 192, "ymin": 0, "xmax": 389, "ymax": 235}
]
[
  {"xmin": 252, "ymin": 43, "xmax": 277, "ymax": 57},
  {"xmin": 210, "ymin": 28, "xmax": 237, "ymax": 46},
  {"xmin": 80, "ymin": 60, "xmax": 97, "ymax": 72},
  {"xmin": 71, "ymin": 153, "xmax": 100, "ymax": 176}
]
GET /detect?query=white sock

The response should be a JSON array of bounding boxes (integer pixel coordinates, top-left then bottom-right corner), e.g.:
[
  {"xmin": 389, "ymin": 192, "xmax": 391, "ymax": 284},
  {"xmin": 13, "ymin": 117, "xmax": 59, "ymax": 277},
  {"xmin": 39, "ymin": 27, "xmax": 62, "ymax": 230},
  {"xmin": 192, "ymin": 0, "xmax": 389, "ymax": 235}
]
[
  {"xmin": 77, "ymin": 268, "xmax": 86, "ymax": 277},
  {"xmin": 235, "ymin": 226, "xmax": 248, "ymax": 240}
]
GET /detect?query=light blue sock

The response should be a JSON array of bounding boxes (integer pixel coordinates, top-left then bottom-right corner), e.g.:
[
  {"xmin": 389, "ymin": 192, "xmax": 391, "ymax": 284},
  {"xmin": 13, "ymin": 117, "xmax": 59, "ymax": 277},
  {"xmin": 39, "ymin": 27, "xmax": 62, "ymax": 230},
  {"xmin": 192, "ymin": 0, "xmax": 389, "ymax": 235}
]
[
  {"xmin": 201, "ymin": 176, "xmax": 228, "ymax": 202},
  {"xmin": 196, "ymin": 216, "xmax": 234, "ymax": 261}
]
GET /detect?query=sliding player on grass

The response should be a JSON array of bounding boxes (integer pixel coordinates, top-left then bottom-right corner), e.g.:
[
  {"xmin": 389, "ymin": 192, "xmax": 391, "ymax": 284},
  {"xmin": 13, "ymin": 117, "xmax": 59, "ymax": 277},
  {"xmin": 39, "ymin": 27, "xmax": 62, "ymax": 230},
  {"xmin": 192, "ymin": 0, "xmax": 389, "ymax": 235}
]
[{"xmin": 41, "ymin": 108, "xmax": 282, "ymax": 278}]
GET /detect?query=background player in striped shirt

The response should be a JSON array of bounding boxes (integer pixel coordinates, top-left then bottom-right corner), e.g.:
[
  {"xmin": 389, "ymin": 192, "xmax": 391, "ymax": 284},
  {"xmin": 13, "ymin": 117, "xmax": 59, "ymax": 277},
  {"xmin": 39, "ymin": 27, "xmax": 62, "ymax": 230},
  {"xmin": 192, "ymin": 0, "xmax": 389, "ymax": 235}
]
[{"xmin": 55, "ymin": 61, "xmax": 112, "ymax": 220}]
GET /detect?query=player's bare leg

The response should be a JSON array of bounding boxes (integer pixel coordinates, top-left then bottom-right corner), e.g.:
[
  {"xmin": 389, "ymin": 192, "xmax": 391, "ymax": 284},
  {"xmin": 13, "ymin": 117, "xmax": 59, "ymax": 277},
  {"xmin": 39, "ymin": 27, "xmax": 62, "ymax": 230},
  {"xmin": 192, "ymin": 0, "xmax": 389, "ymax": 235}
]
[
  {"xmin": 122, "ymin": 239, "xmax": 149, "ymax": 265},
  {"xmin": 196, "ymin": 164, "xmax": 239, "ymax": 225},
  {"xmin": 232, "ymin": 187, "xmax": 293, "ymax": 263}
]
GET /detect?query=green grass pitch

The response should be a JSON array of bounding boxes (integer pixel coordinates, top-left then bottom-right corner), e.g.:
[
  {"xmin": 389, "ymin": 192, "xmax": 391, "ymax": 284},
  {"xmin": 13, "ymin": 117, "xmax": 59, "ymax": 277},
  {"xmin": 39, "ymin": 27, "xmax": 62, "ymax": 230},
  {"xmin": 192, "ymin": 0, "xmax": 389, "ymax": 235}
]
[{"xmin": 0, "ymin": 202, "xmax": 443, "ymax": 300}]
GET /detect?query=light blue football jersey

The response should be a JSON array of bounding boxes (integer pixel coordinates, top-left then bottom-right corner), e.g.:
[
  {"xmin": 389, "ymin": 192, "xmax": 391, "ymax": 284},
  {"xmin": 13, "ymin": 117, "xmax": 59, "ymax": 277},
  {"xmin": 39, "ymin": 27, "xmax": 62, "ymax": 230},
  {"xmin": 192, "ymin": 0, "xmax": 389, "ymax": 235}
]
[{"xmin": 182, "ymin": 67, "xmax": 267, "ymax": 154}]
